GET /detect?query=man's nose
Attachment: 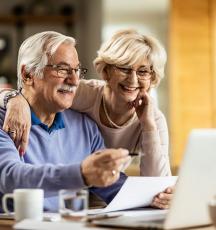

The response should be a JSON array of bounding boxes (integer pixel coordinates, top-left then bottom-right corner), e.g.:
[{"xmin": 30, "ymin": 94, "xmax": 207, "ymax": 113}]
[{"xmin": 65, "ymin": 72, "xmax": 79, "ymax": 85}]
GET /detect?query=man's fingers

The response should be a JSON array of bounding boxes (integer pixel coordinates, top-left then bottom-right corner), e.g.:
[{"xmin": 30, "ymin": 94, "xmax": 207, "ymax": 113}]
[
  {"xmin": 99, "ymin": 156, "xmax": 131, "ymax": 169},
  {"xmin": 81, "ymin": 148, "xmax": 129, "ymax": 187},
  {"xmin": 93, "ymin": 148, "xmax": 129, "ymax": 162},
  {"xmin": 104, "ymin": 170, "xmax": 120, "ymax": 186}
]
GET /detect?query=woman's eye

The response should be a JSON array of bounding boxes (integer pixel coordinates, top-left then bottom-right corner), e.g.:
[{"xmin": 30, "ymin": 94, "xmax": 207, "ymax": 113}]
[{"xmin": 138, "ymin": 70, "xmax": 149, "ymax": 76}]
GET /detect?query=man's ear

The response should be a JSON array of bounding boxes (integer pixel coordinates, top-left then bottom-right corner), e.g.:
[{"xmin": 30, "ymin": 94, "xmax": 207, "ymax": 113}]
[{"xmin": 21, "ymin": 65, "xmax": 33, "ymax": 85}]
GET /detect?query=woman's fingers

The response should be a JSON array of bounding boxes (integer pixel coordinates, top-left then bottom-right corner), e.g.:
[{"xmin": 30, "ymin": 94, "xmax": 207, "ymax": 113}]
[
  {"xmin": 3, "ymin": 117, "xmax": 29, "ymax": 156},
  {"xmin": 3, "ymin": 122, "xmax": 25, "ymax": 147},
  {"xmin": 151, "ymin": 201, "xmax": 169, "ymax": 209},
  {"xmin": 164, "ymin": 186, "xmax": 174, "ymax": 194},
  {"xmin": 133, "ymin": 90, "xmax": 148, "ymax": 108},
  {"xmin": 2, "ymin": 95, "xmax": 31, "ymax": 153},
  {"xmin": 151, "ymin": 187, "xmax": 174, "ymax": 209},
  {"xmin": 19, "ymin": 125, "xmax": 31, "ymax": 156}
]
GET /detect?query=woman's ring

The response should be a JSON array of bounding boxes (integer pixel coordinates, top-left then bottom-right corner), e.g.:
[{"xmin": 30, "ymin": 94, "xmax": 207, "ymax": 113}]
[
  {"xmin": 8, "ymin": 130, "xmax": 16, "ymax": 136},
  {"xmin": 112, "ymin": 170, "xmax": 116, "ymax": 176}
]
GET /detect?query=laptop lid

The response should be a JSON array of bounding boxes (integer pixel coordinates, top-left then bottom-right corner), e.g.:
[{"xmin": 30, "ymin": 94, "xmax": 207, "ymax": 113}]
[
  {"xmin": 165, "ymin": 129, "xmax": 216, "ymax": 229},
  {"xmin": 92, "ymin": 129, "xmax": 216, "ymax": 229}
]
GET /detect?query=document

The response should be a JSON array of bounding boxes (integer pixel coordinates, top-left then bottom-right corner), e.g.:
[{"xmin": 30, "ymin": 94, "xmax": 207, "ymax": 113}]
[{"xmin": 90, "ymin": 176, "xmax": 177, "ymax": 214}]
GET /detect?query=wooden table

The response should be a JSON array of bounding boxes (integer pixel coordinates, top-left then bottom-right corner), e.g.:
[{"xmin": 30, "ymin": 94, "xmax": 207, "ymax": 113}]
[
  {"xmin": 0, "ymin": 218, "xmax": 215, "ymax": 230},
  {"xmin": 0, "ymin": 219, "xmax": 116, "ymax": 230},
  {"xmin": 0, "ymin": 219, "xmax": 14, "ymax": 230}
]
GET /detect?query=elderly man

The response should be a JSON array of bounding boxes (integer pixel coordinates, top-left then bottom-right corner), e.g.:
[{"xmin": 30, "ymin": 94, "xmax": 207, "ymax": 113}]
[{"xmin": 0, "ymin": 31, "xmax": 131, "ymax": 212}]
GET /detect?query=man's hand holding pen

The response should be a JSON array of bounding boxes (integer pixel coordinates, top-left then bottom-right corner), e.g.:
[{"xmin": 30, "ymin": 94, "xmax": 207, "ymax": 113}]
[{"xmin": 81, "ymin": 148, "xmax": 131, "ymax": 187}]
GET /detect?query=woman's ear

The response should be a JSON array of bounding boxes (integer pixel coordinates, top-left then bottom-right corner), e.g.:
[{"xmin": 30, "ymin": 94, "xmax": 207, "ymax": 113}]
[
  {"xmin": 101, "ymin": 65, "xmax": 111, "ymax": 82},
  {"xmin": 149, "ymin": 72, "xmax": 156, "ymax": 90},
  {"xmin": 21, "ymin": 65, "xmax": 33, "ymax": 85}
]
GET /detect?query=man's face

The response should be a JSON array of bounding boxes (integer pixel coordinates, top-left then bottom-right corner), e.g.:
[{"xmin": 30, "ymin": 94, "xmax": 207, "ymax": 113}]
[{"xmin": 33, "ymin": 43, "xmax": 80, "ymax": 113}]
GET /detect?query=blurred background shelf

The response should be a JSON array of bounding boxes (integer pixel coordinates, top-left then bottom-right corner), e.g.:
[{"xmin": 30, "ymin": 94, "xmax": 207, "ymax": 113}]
[{"xmin": 0, "ymin": 15, "xmax": 77, "ymax": 24}]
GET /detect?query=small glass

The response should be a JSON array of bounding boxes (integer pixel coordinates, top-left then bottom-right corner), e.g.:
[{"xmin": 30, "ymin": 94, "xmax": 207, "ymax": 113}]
[{"xmin": 59, "ymin": 189, "xmax": 88, "ymax": 219}]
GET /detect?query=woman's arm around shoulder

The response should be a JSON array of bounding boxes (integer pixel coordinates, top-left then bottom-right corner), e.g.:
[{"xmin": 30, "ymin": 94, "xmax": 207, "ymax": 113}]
[{"xmin": 72, "ymin": 79, "xmax": 105, "ymax": 112}]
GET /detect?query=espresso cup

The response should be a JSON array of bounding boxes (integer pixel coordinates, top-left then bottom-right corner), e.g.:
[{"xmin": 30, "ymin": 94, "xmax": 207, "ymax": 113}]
[
  {"xmin": 59, "ymin": 189, "xmax": 88, "ymax": 217},
  {"xmin": 2, "ymin": 189, "xmax": 44, "ymax": 222}
]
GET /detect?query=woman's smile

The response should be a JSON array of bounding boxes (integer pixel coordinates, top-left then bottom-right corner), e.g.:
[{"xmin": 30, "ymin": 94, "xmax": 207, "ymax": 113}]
[{"xmin": 119, "ymin": 83, "xmax": 140, "ymax": 94}]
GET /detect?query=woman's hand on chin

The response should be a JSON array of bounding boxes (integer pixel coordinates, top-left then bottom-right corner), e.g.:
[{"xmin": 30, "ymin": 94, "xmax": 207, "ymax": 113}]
[{"xmin": 132, "ymin": 90, "xmax": 157, "ymax": 131}]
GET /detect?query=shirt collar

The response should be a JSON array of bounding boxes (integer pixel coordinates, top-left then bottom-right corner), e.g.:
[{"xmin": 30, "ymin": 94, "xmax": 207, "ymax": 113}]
[{"xmin": 31, "ymin": 110, "xmax": 65, "ymax": 133}]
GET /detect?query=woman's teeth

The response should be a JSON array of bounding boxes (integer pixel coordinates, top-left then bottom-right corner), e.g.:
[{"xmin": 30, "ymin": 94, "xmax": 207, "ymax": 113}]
[
  {"xmin": 58, "ymin": 89, "xmax": 70, "ymax": 93},
  {"xmin": 121, "ymin": 85, "xmax": 137, "ymax": 91}
]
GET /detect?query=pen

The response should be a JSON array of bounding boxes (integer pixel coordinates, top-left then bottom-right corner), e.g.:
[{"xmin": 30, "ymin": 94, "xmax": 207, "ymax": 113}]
[
  {"xmin": 95, "ymin": 151, "xmax": 139, "ymax": 156},
  {"xmin": 129, "ymin": 152, "xmax": 139, "ymax": 156}
]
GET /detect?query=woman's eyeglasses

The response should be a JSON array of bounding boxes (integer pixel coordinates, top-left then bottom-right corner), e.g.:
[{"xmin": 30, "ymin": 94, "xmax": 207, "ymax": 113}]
[
  {"xmin": 112, "ymin": 65, "xmax": 153, "ymax": 80},
  {"xmin": 46, "ymin": 64, "xmax": 88, "ymax": 79}
]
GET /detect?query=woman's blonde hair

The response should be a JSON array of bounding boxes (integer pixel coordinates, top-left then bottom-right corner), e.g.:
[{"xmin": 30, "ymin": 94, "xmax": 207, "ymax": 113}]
[{"xmin": 93, "ymin": 29, "xmax": 167, "ymax": 87}]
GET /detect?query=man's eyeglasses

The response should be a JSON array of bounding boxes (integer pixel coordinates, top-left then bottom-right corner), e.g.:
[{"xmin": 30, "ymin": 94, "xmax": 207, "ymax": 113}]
[
  {"xmin": 45, "ymin": 64, "xmax": 88, "ymax": 79},
  {"xmin": 112, "ymin": 65, "xmax": 153, "ymax": 80}
]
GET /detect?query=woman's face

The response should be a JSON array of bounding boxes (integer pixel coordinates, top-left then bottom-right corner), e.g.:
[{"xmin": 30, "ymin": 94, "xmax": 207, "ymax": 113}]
[{"xmin": 106, "ymin": 58, "xmax": 152, "ymax": 103}]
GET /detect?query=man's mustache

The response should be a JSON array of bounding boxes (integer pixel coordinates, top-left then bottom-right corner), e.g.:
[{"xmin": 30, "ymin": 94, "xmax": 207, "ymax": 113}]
[{"xmin": 57, "ymin": 84, "xmax": 77, "ymax": 93}]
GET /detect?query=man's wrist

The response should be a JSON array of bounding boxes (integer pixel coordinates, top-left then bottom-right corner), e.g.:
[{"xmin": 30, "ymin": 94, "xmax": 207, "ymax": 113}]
[{"xmin": 80, "ymin": 162, "xmax": 92, "ymax": 187}]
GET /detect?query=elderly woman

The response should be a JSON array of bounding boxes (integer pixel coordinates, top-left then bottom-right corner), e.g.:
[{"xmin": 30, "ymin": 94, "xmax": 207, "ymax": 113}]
[{"xmin": 0, "ymin": 29, "xmax": 173, "ymax": 209}]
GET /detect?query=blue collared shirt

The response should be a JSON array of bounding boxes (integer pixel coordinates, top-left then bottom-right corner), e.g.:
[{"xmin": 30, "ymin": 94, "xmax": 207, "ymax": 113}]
[{"xmin": 31, "ymin": 110, "xmax": 65, "ymax": 133}]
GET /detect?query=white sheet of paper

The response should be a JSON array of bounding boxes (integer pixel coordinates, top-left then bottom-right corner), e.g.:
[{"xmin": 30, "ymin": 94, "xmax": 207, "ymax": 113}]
[{"xmin": 91, "ymin": 176, "xmax": 177, "ymax": 214}]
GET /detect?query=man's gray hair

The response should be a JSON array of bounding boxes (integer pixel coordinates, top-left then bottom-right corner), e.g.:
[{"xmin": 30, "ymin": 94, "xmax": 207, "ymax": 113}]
[{"xmin": 17, "ymin": 31, "xmax": 76, "ymax": 90}]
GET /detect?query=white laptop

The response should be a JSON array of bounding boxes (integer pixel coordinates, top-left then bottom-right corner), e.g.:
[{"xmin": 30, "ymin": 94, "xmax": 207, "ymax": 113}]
[{"xmin": 93, "ymin": 129, "xmax": 216, "ymax": 229}]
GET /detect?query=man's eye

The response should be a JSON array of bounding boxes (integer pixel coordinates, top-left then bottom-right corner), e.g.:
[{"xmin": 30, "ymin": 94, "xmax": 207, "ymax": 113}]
[{"xmin": 58, "ymin": 68, "xmax": 69, "ymax": 74}]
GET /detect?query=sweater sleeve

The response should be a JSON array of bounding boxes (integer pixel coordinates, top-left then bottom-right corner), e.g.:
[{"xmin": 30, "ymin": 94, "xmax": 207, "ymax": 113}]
[
  {"xmin": 89, "ymin": 173, "xmax": 127, "ymax": 204},
  {"xmin": 139, "ymin": 109, "xmax": 171, "ymax": 176},
  {"xmin": 0, "ymin": 129, "xmax": 87, "ymax": 196},
  {"xmin": 87, "ymin": 120, "xmax": 127, "ymax": 204}
]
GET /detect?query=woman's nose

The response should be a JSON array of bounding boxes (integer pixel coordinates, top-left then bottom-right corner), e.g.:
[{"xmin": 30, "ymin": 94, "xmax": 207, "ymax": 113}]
[{"xmin": 128, "ymin": 70, "xmax": 139, "ymax": 83}]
